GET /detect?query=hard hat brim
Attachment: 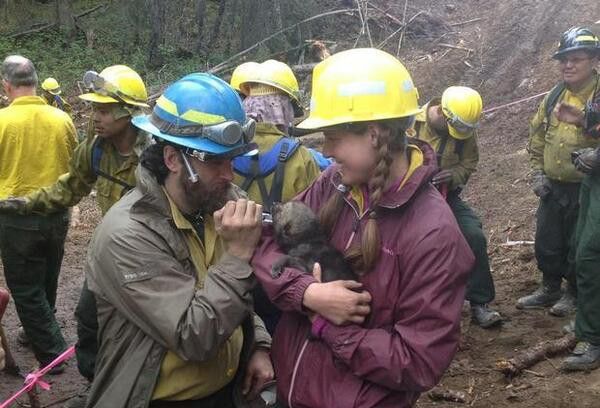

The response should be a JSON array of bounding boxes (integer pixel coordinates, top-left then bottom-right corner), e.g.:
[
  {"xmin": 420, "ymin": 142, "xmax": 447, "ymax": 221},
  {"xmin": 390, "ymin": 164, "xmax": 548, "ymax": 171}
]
[
  {"xmin": 296, "ymin": 108, "xmax": 423, "ymax": 131},
  {"xmin": 132, "ymin": 115, "xmax": 254, "ymax": 157},
  {"xmin": 47, "ymin": 89, "xmax": 61, "ymax": 96},
  {"xmin": 79, "ymin": 92, "xmax": 120, "ymax": 104},
  {"xmin": 79, "ymin": 92, "xmax": 150, "ymax": 108},
  {"xmin": 553, "ymin": 46, "xmax": 600, "ymax": 59}
]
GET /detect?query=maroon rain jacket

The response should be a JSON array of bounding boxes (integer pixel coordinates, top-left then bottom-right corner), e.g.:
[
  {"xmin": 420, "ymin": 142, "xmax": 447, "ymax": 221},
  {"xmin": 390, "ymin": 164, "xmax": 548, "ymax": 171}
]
[{"xmin": 252, "ymin": 139, "xmax": 474, "ymax": 408}]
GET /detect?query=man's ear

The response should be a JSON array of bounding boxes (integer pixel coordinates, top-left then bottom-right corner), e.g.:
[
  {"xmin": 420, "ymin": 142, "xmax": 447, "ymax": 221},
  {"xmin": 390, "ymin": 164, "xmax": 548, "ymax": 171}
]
[{"xmin": 163, "ymin": 145, "xmax": 183, "ymax": 173}]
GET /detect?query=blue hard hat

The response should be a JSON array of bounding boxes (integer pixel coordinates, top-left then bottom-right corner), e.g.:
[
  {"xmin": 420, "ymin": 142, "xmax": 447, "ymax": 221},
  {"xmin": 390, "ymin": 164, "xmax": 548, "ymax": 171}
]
[{"xmin": 133, "ymin": 73, "xmax": 256, "ymax": 157}]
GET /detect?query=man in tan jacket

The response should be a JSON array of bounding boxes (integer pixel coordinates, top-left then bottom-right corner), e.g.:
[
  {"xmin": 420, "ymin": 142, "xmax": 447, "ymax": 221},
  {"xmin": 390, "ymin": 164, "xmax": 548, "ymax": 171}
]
[{"xmin": 86, "ymin": 74, "xmax": 274, "ymax": 407}]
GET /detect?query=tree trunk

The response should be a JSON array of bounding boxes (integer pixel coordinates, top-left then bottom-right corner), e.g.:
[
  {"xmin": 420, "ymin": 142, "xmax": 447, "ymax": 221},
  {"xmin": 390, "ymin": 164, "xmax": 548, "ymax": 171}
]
[
  {"xmin": 148, "ymin": 0, "xmax": 165, "ymax": 67},
  {"xmin": 240, "ymin": 0, "xmax": 268, "ymax": 50},
  {"xmin": 195, "ymin": 0, "xmax": 206, "ymax": 53},
  {"xmin": 56, "ymin": 0, "xmax": 76, "ymax": 38},
  {"xmin": 273, "ymin": 0, "xmax": 283, "ymax": 31},
  {"xmin": 208, "ymin": 0, "xmax": 227, "ymax": 47}
]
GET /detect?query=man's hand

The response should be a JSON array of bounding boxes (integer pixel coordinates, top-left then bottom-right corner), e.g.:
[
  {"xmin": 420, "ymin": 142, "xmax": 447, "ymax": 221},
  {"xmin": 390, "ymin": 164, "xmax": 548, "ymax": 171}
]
[
  {"xmin": 303, "ymin": 262, "xmax": 371, "ymax": 325},
  {"xmin": 242, "ymin": 348, "xmax": 274, "ymax": 400},
  {"xmin": 0, "ymin": 197, "xmax": 27, "ymax": 213},
  {"xmin": 554, "ymin": 102, "xmax": 585, "ymax": 127},
  {"xmin": 572, "ymin": 147, "xmax": 600, "ymax": 175},
  {"xmin": 214, "ymin": 199, "xmax": 262, "ymax": 261},
  {"xmin": 431, "ymin": 169, "xmax": 453, "ymax": 186},
  {"xmin": 531, "ymin": 170, "xmax": 551, "ymax": 199}
]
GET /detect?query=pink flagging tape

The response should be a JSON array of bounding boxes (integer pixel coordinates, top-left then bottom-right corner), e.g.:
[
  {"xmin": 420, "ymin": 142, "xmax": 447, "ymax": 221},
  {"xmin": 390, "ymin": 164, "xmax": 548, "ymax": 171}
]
[
  {"xmin": 0, "ymin": 345, "xmax": 75, "ymax": 408},
  {"xmin": 482, "ymin": 91, "xmax": 550, "ymax": 115}
]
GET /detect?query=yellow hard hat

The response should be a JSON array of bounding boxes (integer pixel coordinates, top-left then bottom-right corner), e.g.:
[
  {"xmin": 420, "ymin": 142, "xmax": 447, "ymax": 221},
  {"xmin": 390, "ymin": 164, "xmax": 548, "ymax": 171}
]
[
  {"xmin": 230, "ymin": 61, "xmax": 259, "ymax": 95},
  {"xmin": 441, "ymin": 86, "xmax": 483, "ymax": 140},
  {"xmin": 79, "ymin": 65, "xmax": 149, "ymax": 107},
  {"xmin": 41, "ymin": 77, "xmax": 61, "ymax": 95},
  {"xmin": 241, "ymin": 59, "xmax": 300, "ymax": 102},
  {"xmin": 297, "ymin": 48, "xmax": 421, "ymax": 130}
]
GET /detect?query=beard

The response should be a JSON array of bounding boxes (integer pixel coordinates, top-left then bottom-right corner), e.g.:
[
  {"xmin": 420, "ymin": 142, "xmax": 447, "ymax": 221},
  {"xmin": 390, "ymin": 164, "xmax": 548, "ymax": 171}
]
[{"xmin": 179, "ymin": 171, "xmax": 231, "ymax": 215}]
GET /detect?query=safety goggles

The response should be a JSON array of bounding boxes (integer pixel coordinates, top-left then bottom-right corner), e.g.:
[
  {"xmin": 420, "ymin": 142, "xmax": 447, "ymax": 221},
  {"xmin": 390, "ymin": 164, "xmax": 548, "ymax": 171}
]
[
  {"xmin": 445, "ymin": 112, "xmax": 479, "ymax": 134},
  {"xmin": 82, "ymin": 70, "xmax": 140, "ymax": 105},
  {"xmin": 150, "ymin": 113, "xmax": 256, "ymax": 146},
  {"xmin": 181, "ymin": 142, "xmax": 258, "ymax": 162}
]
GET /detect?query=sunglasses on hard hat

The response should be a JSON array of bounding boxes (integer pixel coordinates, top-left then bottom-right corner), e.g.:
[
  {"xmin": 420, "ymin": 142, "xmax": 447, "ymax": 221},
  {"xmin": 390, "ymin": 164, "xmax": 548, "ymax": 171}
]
[
  {"xmin": 150, "ymin": 114, "xmax": 256, "ymax": 147},
  {"xmin": 82, "ymin": 70, "xmax": 132, "ymax": 104}
]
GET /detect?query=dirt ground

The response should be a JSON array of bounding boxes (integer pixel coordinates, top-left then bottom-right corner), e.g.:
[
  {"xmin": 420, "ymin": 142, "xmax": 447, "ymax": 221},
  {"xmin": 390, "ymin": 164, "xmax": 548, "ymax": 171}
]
[{"xmin": 2, "ymin": 0, "xmax": 600, "ymax": 406}]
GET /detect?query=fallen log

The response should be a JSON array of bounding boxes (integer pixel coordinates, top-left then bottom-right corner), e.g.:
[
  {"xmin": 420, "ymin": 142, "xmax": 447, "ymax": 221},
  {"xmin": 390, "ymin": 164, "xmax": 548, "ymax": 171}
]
[
  {"xmin": 428, "ymin": 387, "xmax": 467, "ymax": 403},
  {"xmin": 496, "ymin": 334, "xmax": 576, "ymax": 377},
  {"xmin": 8, "ymin": 3, "xmax": 107, "ymax": 39}
]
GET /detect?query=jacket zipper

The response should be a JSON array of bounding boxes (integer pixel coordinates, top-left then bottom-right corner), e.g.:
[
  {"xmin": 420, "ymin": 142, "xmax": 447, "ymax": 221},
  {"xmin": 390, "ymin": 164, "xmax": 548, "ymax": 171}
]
[
  {"xmin": 342, "ymin": 196, "xmax": 365, "ymax": 251},
  {"xmin": 287, "ymin": 337, "xmax": 310, "ymax": 408}
]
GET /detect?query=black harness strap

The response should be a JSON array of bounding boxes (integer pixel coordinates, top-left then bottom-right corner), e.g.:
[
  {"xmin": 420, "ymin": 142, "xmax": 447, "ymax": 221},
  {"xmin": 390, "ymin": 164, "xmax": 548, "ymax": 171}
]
[{"xmin": 265, "ymin": 142, "xmax": 290, "ymax": 211}]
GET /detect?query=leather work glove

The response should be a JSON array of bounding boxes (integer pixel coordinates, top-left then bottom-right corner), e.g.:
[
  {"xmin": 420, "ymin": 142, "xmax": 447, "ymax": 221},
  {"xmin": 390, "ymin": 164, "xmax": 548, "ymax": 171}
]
[
  {"xmin": 531, "ymin": 170, "xmax": 552, "ymax": 199},
  {"xmin": 572, "ymin": 147, "xmax": 600, "ymax": 175},
  {"xmin": 0, "ymin": 197, "xmax": 28, "ymax": 213},
  {"xmin": 554, "ymin": 102, "xmax": 585, "ymax": 127}
]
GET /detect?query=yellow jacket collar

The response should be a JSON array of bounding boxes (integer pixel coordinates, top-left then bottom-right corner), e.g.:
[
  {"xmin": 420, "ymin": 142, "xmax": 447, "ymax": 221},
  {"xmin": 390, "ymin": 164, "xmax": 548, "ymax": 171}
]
[{"xmin": 9, "ymin": 95, "xmax": 46, "ymax": 106}]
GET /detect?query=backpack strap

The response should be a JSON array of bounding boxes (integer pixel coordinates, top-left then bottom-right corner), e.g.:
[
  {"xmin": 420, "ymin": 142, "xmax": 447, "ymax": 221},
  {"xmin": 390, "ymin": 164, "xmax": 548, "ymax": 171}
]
[
  {"xmin": 264, "ymin": 142, "xmax": 291, "ymax": 211},
  {"xmin": 544, "ymin": 82, "xmax": 566, "ymax": 131},
  {"xmin": 436, "ymin": 135, "xmax": 450, "ymax": 166},
  {"xmin": 54, "ymin": 95, "xmax": 64, "ymax": 111},
  {"xmin": 233, "ymin": 137, "xmax": 300, "ymax": 212},
  {"xmin": 454, "ymin": 139, "xmax": 465, "ymax": 160},
  {"xmin": 90, "ymin": 138, "xmax": 135, "ymax": 196}
]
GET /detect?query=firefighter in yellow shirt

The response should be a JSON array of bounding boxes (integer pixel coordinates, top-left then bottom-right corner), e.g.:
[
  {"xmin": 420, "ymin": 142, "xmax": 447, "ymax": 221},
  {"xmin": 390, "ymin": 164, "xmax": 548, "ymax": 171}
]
[
  {"xmin": 231, "ymin": 60, "xmax": 321, "ymax": 334},
  {"xmin": 412, "ymin": 86, "xmax": 502, "ymax": 328},
  {"xmin": 518, "ymin": 27, "xmax": 600, "ymax": 317},
  {"xmin": 0, "ymin": 55, "xmax": 77, "ymax": 373},
  {"xmin": 41, "ymin": 77, "xmax": 72, "ymax": 115}
]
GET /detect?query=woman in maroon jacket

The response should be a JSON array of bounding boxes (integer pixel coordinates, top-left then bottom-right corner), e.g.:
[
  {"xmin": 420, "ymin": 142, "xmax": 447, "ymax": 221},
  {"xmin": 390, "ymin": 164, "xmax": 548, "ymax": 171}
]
[{"xmin": 252, "ymin": 48, "xmax": 475, "ymax": 408}]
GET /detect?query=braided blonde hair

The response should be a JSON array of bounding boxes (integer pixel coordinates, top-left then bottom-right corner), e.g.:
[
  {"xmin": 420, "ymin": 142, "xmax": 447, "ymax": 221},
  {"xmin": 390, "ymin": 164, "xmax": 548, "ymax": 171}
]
[{"xmin": 319, "ymin": 118, "xmax": 411, "ymax": 273}]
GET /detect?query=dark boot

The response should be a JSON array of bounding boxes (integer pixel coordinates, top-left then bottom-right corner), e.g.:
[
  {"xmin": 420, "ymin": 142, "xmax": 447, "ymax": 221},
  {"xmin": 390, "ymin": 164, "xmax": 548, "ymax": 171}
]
[
  {"xmin": 549, "ymin": 289, "xmax": 576, "ymax": 317},
  {"xmin": 561, "ymin": 341, "xmax": 600, "ymax": 371},
  {"xmin": 516, "ymin": 280, "xmax": 561, "ymax": 309},
  {"xmin": 471, "ymin": 303, "xmax": 503, "ymax": 328}
]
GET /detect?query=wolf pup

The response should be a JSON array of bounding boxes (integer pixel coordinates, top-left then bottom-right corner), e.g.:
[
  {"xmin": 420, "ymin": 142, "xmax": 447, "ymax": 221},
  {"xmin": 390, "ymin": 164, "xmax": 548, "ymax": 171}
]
[{"xmin": 270, "ymin": 201, "xmax": 355, "ymax": 282}]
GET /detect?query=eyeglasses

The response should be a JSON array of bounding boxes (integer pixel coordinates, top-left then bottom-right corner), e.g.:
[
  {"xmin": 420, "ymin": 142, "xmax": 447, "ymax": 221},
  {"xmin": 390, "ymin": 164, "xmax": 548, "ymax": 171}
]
[
  {"xmin": 151, "ymin": 114, "xmax": 256, "ymax": 147},
  {"xmin": 182, "ymin": 142, "xmax": 257, "ymax": 162}
]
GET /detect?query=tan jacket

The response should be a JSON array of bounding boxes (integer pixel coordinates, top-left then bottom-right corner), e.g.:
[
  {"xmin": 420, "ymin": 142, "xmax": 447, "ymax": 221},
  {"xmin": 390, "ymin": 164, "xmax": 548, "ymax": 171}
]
[
  {"xmin": 85, "ymin": 165, "xmax": 270, "ymax": 408},
  {"xmin": 528, "ymin": 72, "xmax": 600, "ymax": 183}
]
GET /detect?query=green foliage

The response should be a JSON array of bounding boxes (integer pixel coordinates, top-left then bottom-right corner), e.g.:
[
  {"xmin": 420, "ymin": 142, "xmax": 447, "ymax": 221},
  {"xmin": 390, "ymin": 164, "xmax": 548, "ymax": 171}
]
[{"xmin": 0, "ymin": 0, "xmax": 332, "ymax": 96}]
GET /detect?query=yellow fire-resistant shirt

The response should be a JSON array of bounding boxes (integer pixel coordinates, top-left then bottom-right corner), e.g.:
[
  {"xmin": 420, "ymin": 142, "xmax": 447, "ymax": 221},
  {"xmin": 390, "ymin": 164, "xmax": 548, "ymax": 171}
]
[
  {"xmin": 411, "ymin": 100, "xmax": 479, "ymax": 191},
  {"xmin": 151, "ymin": 190, "xmax": 244, "ymax": 401},
  {"xmin": 528, "ymin": 72, "xmax": 600, "ymax": 183},
  {"xmin": 233, "ymin": 123, "xmax": 320, "ymax": 205},
  {"xmin": 23, "ymin": 127, "xmax": 150, "ymax": 216},
  {"xmin": 0, "ymin": 96, "xmax": 77, "ymax": 199}
]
